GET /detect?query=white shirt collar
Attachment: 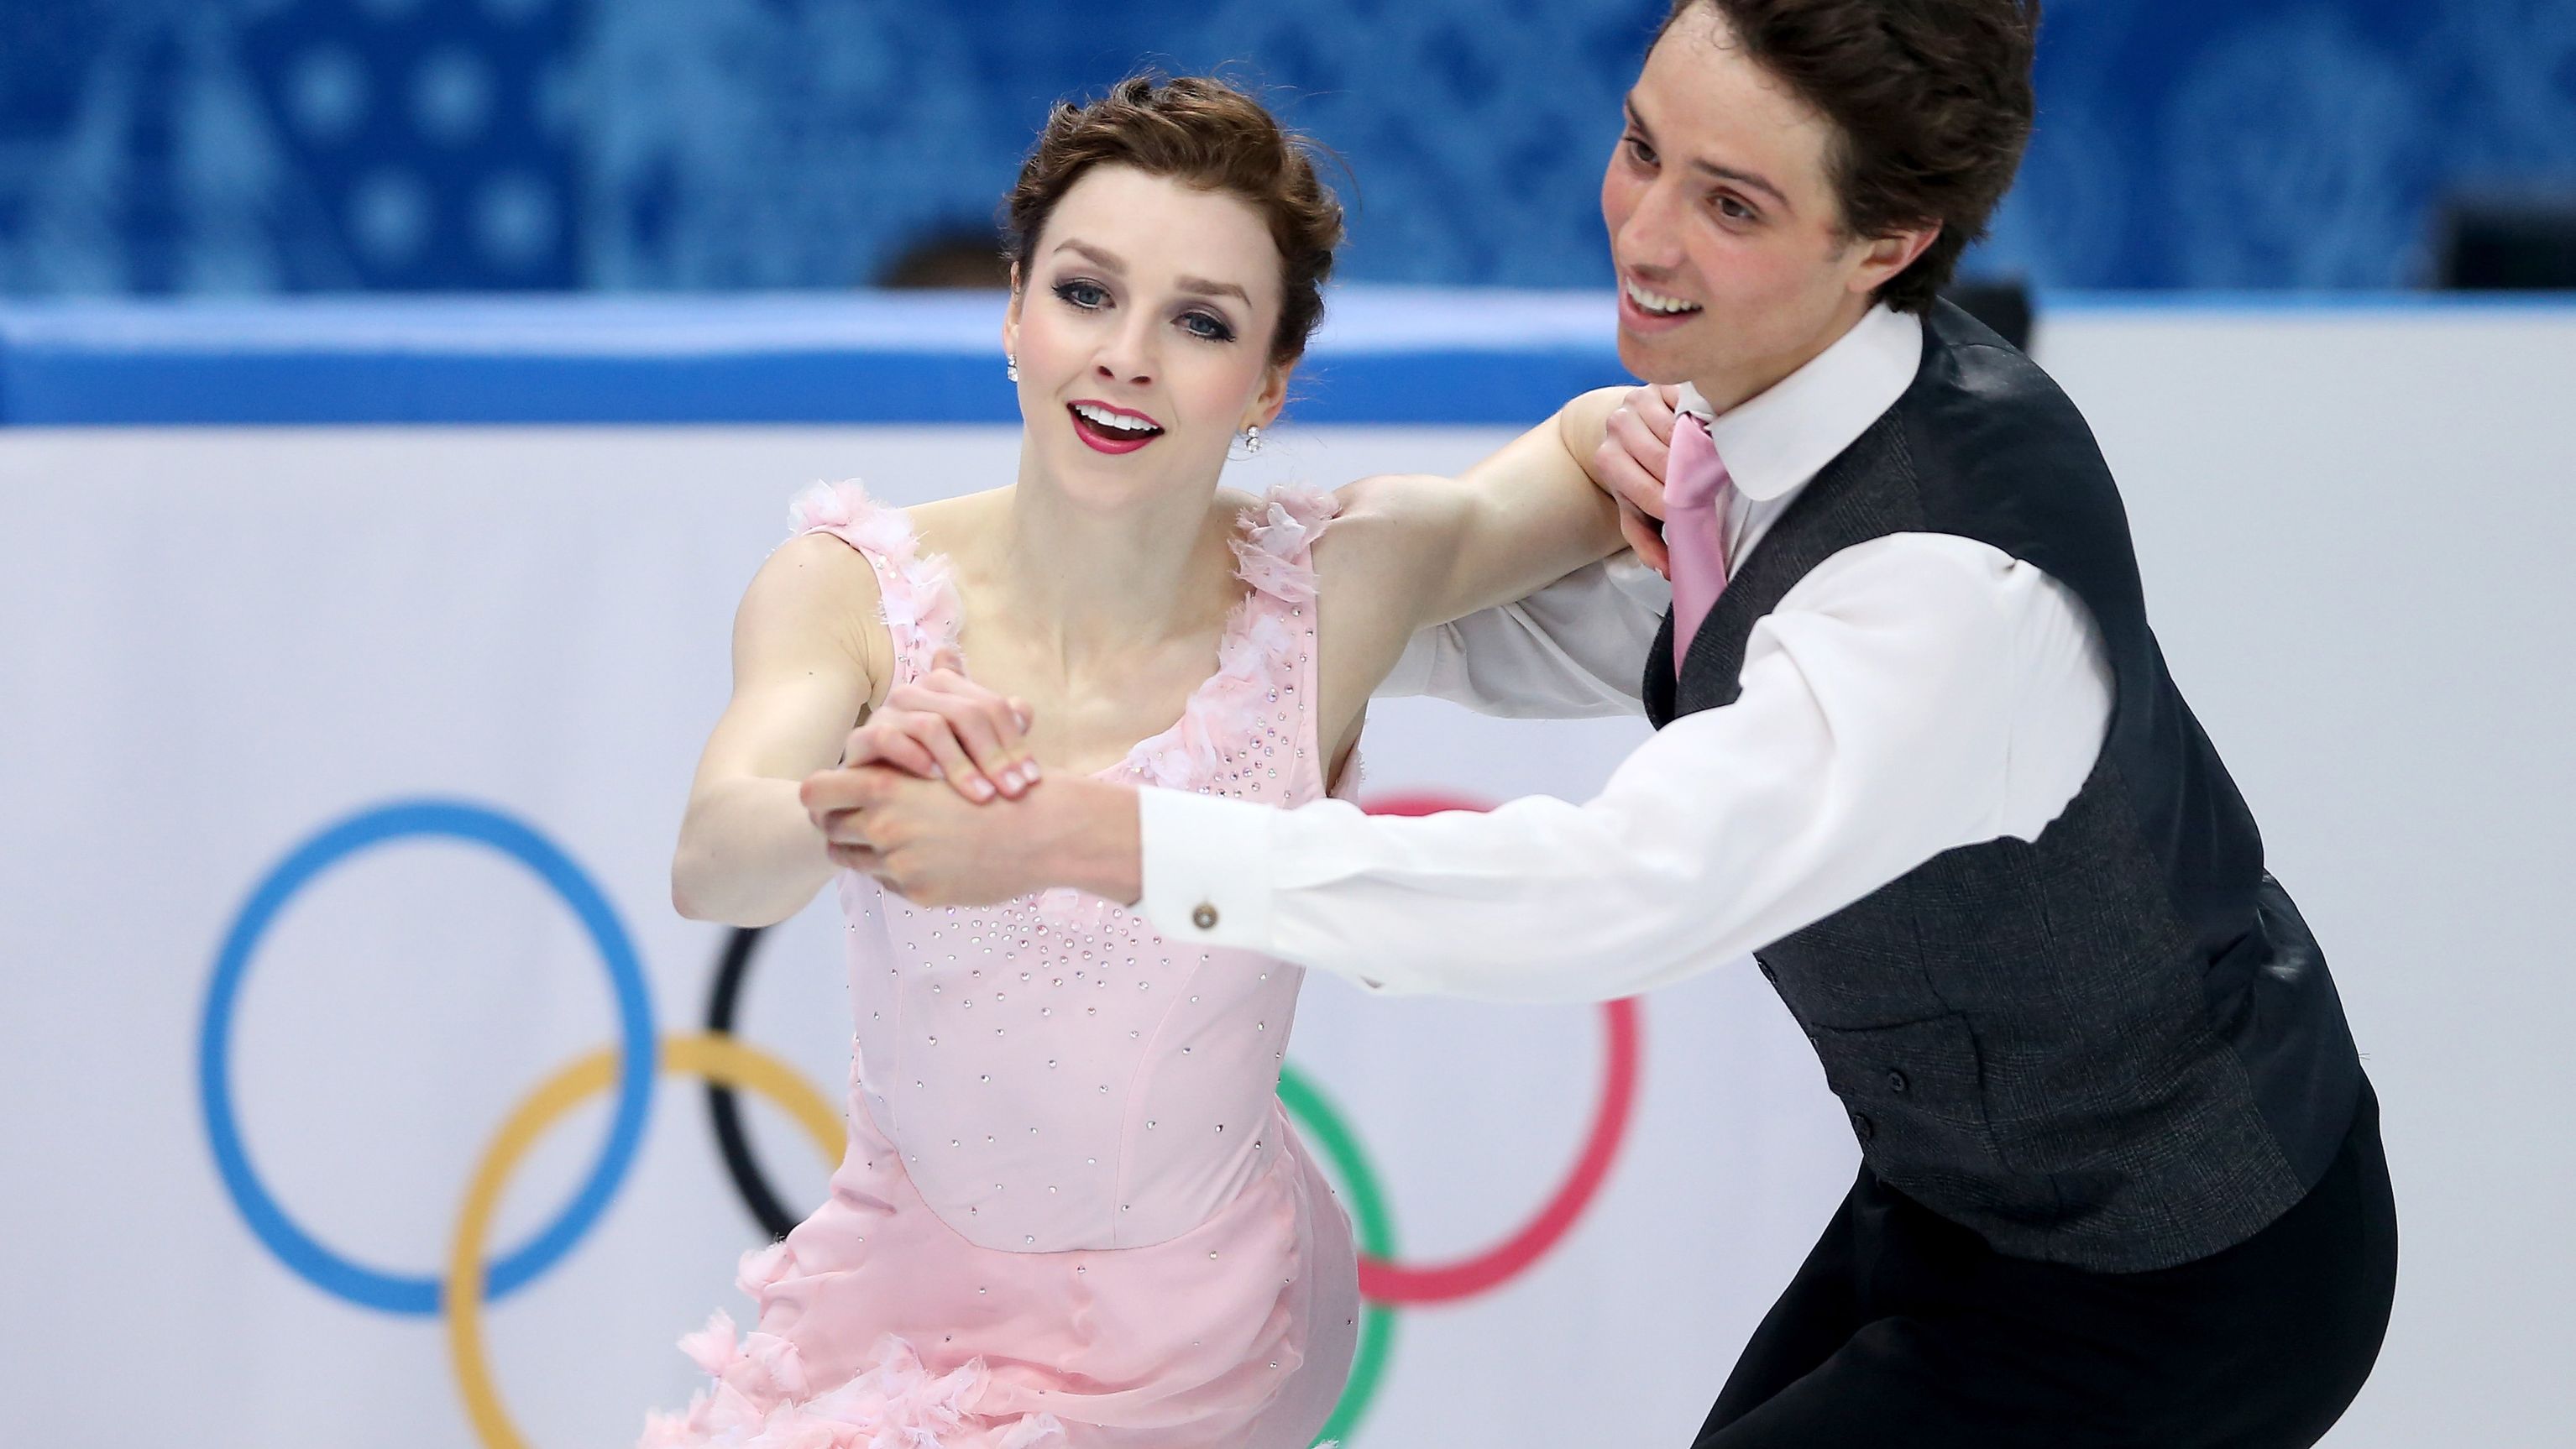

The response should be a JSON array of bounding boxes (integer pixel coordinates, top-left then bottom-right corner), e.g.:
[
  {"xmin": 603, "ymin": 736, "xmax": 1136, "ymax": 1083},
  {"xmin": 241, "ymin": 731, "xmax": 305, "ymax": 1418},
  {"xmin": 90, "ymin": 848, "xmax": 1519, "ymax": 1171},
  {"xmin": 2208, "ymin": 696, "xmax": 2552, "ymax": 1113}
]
[{"xmin": 1675, "ymin": 303, "xmax": 1924, "ymax": 502}]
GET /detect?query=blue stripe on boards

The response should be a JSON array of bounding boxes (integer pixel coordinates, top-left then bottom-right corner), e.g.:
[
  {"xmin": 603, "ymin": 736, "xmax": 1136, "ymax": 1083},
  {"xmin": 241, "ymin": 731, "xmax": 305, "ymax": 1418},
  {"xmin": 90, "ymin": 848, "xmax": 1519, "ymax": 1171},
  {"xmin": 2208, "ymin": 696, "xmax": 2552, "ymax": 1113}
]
[{"xmin": 8, "ymin": 289, "xmax": 2569, "ymax": 426}]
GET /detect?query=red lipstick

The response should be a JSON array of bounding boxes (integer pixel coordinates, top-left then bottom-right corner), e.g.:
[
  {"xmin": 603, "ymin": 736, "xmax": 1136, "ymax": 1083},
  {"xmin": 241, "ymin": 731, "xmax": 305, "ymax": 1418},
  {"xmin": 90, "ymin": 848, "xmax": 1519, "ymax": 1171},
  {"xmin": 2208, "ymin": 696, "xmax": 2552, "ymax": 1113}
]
[{"xmin": 1067, "ymin": 400, "xmax": 1165, "ymax": 455}]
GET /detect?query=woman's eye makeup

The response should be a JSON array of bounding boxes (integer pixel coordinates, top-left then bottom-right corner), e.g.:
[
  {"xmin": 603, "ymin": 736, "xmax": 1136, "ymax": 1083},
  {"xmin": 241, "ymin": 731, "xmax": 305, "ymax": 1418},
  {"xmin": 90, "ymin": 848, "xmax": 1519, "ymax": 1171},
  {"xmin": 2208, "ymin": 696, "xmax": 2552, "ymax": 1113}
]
[
  {"xmin": 1053, "ymin": 277, "xmax": 1109, "ymax": 309},
  {"xmin": 1713, "ymin": 193, "xmax": 1757, "ymax": 223},
  {"xmin": 1050, "ymin": 275, "xmax": 1237, "ymax": 343},
  {"xmin": 1179, "ymin": 310, "xmax": 1237, "ymax": 343},
  {"xmin": 1624, "ymin": 133, "xmax": 1657, "ymax": 167}
]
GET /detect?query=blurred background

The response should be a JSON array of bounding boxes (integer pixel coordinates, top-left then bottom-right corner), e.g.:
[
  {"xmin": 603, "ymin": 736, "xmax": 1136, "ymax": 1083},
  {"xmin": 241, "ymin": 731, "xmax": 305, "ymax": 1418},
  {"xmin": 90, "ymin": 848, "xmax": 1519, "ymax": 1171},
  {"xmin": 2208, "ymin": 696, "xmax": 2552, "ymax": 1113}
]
[
  {"xmin": 3, "ymin": 0, "xmax": 2573, "ymax": 296},
  {"xmin": 4, "ymin": 3, "xmax": 2573, "ymax": 1449}
]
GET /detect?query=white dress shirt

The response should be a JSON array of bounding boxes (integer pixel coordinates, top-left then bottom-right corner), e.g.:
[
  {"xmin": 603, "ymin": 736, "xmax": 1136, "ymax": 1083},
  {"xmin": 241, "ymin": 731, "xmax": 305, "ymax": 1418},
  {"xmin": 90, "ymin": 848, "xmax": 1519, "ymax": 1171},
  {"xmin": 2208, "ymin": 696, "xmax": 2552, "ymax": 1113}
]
[{"xmin": 1138, "ymin": 304, "xmax": 2117, "ymax": 1001}]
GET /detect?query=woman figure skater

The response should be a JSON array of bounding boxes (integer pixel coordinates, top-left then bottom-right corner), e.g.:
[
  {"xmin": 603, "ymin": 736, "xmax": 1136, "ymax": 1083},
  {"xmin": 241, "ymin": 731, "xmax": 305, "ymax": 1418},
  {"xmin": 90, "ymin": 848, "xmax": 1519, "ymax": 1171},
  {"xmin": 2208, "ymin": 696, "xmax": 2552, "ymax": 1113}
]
[{"xmin": 649, "ymin": 75, "xmax": 1636, "ymax": 1448}]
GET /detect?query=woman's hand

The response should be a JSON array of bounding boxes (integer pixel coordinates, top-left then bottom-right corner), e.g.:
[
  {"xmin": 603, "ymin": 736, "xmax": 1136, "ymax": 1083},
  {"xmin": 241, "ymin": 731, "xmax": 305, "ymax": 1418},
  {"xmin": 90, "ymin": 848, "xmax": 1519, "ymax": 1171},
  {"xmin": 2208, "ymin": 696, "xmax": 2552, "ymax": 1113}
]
[
  {"xmin": 1589, "ymin": 383, "xmax": 1687, "ymax": 577},
  {"xmin": 798, "ymin": 765, "xmax": 1143, "ymax": 908},
  {"xmin": 840, "ymin": 646, "xmax": 1040, "ymax": 802}
]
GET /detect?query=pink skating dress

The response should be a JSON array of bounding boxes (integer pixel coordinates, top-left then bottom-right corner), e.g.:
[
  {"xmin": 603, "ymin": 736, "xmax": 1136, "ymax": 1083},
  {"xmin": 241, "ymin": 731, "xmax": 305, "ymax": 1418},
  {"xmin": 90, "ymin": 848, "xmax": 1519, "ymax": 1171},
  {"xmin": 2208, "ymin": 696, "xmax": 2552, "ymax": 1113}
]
[{"xmin": 641, "ymin": 481, "xmax": 1361, "ymax": 1449}]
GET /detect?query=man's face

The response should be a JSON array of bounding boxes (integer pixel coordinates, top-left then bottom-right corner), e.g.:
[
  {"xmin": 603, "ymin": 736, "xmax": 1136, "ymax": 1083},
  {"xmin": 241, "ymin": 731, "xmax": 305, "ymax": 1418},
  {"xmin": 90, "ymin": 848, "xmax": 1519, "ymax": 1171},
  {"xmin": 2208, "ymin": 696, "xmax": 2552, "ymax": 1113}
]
[{"xmin": 1600, "ymin": 4, "xmax": 1932, "ymax": 410}]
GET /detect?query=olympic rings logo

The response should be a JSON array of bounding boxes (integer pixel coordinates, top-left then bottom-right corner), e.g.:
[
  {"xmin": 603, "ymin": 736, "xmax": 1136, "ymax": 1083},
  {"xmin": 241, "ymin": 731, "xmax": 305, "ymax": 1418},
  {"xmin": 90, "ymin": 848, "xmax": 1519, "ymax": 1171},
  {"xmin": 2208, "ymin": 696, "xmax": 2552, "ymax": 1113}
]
[{"xmin": 199, "ymin": 796, "xmax": 1641, "ymax": 1447}]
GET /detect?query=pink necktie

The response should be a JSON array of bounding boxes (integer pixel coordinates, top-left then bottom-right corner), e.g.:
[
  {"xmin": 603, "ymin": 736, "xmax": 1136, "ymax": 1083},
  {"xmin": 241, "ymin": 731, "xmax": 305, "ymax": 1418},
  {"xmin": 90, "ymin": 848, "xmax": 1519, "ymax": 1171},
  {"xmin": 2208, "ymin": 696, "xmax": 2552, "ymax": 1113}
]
[{"xmin": 1664, "ymin": 412, "xmax": 1733, "ymax": 678}]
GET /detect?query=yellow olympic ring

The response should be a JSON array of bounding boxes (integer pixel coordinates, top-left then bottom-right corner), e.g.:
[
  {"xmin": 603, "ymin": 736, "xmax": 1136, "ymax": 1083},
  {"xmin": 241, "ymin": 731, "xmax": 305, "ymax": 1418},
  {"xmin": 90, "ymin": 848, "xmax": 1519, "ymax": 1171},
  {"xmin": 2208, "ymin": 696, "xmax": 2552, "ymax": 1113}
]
[{"xmin": 445, "ymin": 1033, "xmax": 843, "ymax": 1449}]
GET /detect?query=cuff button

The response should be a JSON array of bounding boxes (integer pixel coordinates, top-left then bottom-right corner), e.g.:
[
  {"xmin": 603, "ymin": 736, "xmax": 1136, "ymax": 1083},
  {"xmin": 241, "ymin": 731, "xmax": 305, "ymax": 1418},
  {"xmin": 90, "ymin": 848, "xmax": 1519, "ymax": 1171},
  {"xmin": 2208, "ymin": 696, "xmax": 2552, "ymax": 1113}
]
[{"xmin": 1191, "ymin": 903, "xmax": 1220, "ymax": 930}]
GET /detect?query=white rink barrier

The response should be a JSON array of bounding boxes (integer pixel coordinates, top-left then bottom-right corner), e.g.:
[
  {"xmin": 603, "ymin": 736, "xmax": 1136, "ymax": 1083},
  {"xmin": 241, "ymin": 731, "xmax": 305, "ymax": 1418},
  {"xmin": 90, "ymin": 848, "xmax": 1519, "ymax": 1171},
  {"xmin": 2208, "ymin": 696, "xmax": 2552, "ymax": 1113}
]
[{"xmin": 3, "ymin": 291, "xmax": 2571, "ymax": 1448}]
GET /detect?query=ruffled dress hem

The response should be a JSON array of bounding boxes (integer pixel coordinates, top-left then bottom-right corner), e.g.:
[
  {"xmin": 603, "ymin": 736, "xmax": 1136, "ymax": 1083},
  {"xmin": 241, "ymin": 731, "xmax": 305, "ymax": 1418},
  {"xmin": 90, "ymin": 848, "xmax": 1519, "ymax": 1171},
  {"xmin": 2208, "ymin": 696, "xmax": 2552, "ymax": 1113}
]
[{"xmin": 641, "ymin": 1247, "xmax": 1066, "ymax": 1449}]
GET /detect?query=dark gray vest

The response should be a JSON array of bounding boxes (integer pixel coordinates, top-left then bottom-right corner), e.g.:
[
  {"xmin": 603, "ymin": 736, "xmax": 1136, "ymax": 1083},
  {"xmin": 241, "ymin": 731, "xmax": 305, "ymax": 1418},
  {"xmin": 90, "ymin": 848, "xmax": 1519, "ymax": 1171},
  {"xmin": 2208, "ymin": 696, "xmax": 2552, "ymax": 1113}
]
[{"xmin": 1644, "ymin": 302, "xmax": 2364, "ymax": 1271}]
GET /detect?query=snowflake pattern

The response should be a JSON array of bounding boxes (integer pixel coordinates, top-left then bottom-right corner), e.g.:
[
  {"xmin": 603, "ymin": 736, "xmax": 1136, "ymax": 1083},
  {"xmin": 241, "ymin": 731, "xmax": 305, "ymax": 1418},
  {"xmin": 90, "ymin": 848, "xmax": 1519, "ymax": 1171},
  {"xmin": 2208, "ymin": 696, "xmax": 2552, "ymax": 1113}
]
[{"xmin": 1, "ymin": 0, "xmax": 2569, "ymax": 294}]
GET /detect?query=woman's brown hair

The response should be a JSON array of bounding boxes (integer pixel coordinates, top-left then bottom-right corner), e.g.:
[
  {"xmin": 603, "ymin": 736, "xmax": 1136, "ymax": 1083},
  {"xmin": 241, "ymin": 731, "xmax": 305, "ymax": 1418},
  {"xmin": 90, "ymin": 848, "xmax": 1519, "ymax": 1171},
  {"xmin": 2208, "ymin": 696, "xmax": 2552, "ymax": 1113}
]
[
  {"xmin": 1005, "ymin": 75, "xmax": 1347, "ymax": 367},
  {"xmin": 1661, "ymin": 0, "xmax": 2041, "ymax": 312}
]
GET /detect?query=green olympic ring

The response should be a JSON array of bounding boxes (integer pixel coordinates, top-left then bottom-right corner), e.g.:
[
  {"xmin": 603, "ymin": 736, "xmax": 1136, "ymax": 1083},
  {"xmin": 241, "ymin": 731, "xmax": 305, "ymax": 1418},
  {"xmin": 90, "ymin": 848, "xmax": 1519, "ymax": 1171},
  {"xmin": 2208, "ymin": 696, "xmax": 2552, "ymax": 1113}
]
[{"xmin": 1277, "ymin": 1064, "xmax": 1399, "ymax": 1445}]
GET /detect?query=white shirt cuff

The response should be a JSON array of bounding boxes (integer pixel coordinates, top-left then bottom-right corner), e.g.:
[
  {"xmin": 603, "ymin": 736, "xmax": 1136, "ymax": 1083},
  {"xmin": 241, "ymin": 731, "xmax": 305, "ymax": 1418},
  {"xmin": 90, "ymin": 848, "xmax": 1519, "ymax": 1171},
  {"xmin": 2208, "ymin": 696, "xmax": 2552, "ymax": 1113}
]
[{"xmin": 1136, "ymin": 786, "xmax": 1276, "ymax": 951}]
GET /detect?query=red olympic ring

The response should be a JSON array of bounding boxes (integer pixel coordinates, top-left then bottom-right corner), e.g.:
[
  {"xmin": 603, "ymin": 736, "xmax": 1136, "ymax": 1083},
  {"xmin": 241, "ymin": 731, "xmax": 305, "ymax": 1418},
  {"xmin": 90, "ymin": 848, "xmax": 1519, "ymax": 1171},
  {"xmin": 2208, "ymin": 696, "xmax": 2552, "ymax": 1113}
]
[{"xmin": 1351, "ymin": 791, "xmax": 1645, "ymax": 1305}]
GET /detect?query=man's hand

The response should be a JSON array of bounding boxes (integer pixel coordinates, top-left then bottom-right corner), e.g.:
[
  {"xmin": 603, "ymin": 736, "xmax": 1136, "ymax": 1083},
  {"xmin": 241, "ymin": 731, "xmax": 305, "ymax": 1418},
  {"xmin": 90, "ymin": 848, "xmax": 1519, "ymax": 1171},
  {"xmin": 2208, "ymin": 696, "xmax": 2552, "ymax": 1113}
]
[
  {"xmin": 840, "ymin": 646, "xmax": 1039, "ymax": 802},
  {"xmin": 798, "ymin": 763, "xmax": 1142, "ymax": 908},
  {"xmin": 1591, "ymin": 383, "xmax": 1686, "ymax": 577}
]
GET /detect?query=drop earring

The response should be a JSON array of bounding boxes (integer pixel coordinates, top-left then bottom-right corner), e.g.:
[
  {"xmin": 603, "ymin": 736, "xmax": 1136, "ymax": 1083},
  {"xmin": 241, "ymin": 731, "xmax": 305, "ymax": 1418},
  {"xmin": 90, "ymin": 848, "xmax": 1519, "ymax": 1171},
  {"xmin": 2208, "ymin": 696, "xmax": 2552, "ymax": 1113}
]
[
  {"xmin": 1005, "ymin": 354, "xmax": 1020, "ymax": 383},
  {"xmin": 1239, "ymin": 424, "xmax": 1264, "ymax": 456}
]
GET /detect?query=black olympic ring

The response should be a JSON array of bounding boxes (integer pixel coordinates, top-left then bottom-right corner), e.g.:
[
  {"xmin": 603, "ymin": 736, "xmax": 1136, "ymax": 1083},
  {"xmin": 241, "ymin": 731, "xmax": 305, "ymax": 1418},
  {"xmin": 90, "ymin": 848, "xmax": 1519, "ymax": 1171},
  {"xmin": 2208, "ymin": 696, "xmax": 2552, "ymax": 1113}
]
[{"xmin": 702, "ymin": 925, "xmax": 804, "ymax": 1241}]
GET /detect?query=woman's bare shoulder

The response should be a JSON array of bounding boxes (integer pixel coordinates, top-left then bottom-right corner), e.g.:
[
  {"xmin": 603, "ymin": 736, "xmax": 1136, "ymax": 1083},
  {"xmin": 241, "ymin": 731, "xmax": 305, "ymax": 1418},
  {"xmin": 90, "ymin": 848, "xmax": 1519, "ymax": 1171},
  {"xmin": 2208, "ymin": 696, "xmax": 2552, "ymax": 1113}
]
[
  {"xmin": 757, "ymin": 528, "xmax": 884, "ymax": 604},
  {"xmin": 1310, "ymin": 473, "xmax": 1455, "ymax": 584},
  {"xmin": 733, "ymin": 530, "xmax": 891, "ymax": 690}
]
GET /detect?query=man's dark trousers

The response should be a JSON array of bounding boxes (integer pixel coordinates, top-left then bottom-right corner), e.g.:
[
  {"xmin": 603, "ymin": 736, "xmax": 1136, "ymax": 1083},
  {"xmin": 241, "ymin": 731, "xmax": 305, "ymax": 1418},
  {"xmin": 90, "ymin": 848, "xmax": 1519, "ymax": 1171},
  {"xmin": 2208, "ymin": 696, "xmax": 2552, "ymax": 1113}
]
[{"xmin": 1693, "ymin": 1080, "xmax": 2397, "ymax": 1447}]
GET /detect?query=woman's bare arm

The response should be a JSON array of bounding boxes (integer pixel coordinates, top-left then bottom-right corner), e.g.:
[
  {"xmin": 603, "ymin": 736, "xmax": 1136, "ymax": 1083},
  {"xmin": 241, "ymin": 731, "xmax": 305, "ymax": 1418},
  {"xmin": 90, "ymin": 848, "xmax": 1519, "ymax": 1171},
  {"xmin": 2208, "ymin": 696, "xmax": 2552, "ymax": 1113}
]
[
  {"xmin": 1311, "ymin": 385, "xmax": 1632, "ymax": 740},
  {"xmin": 672, "ymin": 533, "xmax": 888, "ymax": 926}
]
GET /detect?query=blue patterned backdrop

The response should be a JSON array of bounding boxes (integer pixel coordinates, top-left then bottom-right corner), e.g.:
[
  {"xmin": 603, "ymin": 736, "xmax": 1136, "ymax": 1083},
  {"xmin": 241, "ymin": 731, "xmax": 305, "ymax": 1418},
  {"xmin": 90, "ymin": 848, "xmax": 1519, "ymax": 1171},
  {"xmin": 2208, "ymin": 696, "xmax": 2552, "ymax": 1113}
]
[{"xmin": 3, "ymin": 0, "xmax": 2572, "ymax": 295}]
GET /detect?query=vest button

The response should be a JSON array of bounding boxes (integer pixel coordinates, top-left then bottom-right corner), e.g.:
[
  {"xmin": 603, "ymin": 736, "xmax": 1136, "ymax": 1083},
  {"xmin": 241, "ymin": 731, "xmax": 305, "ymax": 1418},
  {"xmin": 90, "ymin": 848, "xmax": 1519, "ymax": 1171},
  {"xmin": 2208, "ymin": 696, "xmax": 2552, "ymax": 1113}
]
[
  {"xmin": 1886, "ymin": 1070, "xmax": 1909, "ymax": 1095},
  {"xmin": 1850, "ymin": 1111, "xmax": 1876, "ymax": 1142}
]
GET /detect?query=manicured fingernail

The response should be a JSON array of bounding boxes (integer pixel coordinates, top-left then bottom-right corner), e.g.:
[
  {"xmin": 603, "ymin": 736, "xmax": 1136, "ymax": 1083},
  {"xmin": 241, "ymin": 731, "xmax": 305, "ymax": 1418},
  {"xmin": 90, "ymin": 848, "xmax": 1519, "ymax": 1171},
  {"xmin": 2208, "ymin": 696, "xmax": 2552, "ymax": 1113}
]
[
  {"xmin": 1021, "ymin": 761, "xmax": 1042, "ymax": 785},
  {"xmin": 967, "ymin": 777, "xmax": 993, "ymax": 800}
]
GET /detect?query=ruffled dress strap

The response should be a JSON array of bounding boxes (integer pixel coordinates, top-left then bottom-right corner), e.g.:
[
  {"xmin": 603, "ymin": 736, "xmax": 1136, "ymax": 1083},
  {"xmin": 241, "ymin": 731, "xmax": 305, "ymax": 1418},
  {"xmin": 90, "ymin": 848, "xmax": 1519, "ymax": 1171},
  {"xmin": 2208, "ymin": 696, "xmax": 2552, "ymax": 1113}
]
[
  {"xmin": 1249, "ymin": 484, "xmax": 1364, "ymax": 804},
  {"xmin": 1108, "ymin": 483, "xmax": 1344, "ymax": 802},
  {"xmin": 787, "ymin": 480, "xmax": 963, "ymax": 691}
]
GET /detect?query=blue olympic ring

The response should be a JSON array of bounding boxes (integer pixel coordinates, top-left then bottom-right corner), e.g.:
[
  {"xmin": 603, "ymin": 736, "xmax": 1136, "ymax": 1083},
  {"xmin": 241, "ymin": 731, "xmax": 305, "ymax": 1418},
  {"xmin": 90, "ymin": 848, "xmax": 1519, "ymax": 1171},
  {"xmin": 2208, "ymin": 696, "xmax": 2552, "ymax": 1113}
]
[{"xmin": 197, "ymin": 799, "xmax": 657, "ymax": 1316}]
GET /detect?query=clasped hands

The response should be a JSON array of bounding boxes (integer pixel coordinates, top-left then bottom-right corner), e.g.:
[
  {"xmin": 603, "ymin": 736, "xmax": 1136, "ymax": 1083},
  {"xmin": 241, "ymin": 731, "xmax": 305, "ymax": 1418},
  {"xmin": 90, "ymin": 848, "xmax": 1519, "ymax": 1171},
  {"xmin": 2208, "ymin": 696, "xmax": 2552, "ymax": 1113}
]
[{"xmin": 796, "ymin": 649, "xmax": 1101, "ymax": 908}]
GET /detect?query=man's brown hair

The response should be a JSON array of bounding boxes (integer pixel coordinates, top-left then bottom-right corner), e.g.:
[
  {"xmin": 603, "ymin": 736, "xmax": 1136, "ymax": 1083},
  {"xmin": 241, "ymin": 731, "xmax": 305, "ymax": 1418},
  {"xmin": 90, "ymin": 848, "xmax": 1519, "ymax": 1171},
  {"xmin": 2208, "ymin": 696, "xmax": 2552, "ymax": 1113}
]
[
  {"xmin": 1005, "ymin": 75, "xmax": 1346, "ymax": 367},
  {"xmin": 1661, "ymin": 0, "xmax": 2040, "ymax": 312}
]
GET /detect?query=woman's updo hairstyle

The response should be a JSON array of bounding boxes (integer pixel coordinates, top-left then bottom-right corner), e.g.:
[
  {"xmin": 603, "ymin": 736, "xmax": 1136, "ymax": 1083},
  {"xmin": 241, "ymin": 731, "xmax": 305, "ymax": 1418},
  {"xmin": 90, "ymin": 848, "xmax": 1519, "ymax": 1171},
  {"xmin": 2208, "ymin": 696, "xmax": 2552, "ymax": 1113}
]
[{"xmin": 1005, "ymin": 75, "xmax": 1346, "ymax": 369}]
